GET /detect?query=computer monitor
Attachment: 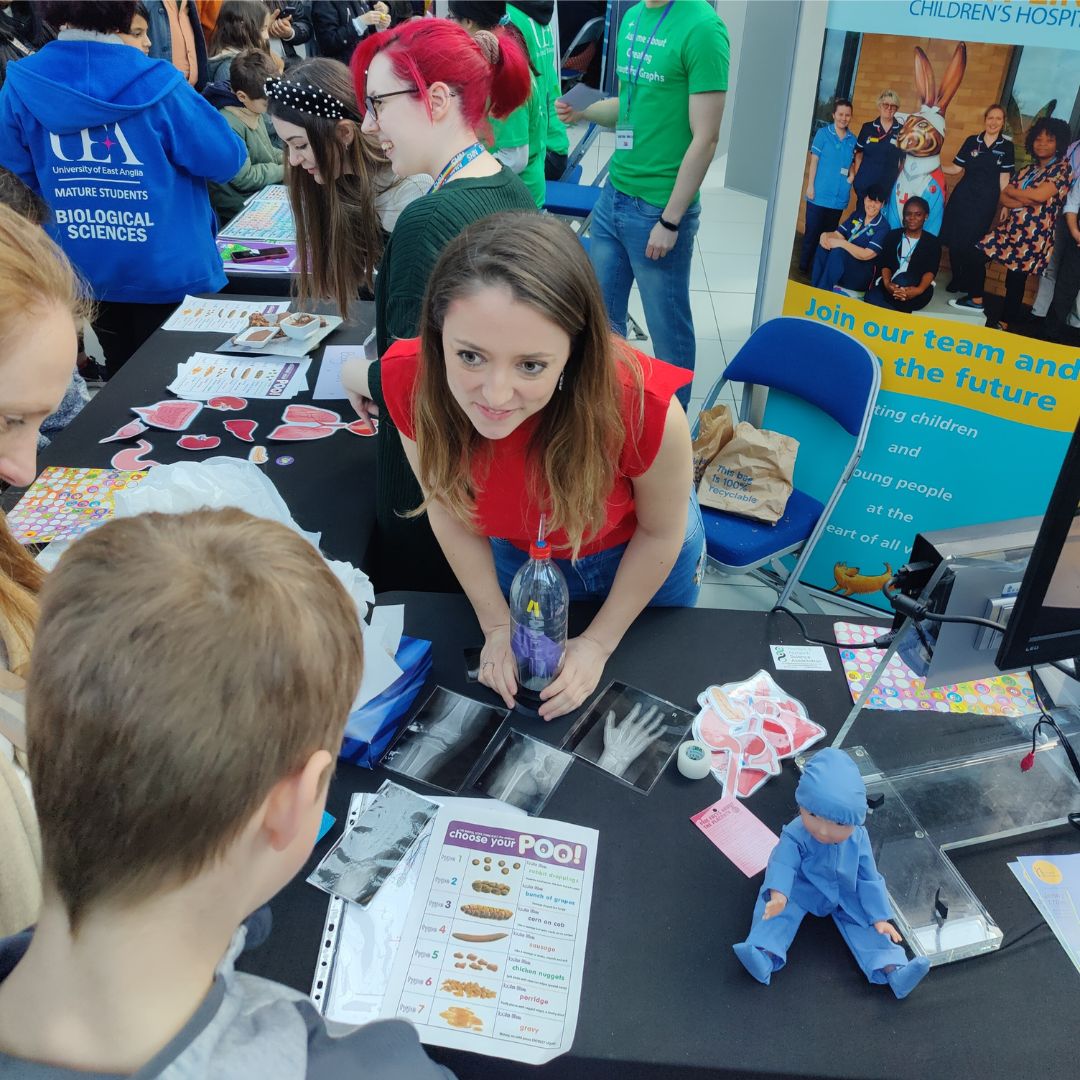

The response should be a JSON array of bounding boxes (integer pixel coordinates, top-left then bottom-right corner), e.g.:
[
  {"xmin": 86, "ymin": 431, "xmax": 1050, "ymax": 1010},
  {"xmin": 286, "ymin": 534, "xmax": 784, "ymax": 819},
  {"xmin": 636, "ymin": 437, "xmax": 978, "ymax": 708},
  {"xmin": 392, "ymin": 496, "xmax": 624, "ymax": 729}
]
[{"xmin": 996, "ymin": 415, "xmax": 1080, "ymax": 671}]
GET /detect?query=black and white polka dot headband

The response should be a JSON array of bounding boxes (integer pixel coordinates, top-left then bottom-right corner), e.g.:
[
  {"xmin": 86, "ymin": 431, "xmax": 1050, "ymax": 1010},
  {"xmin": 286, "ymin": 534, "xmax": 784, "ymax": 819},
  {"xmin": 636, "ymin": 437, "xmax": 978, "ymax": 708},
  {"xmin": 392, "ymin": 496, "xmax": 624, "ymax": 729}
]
[{"xmin": 265, "ymin": 76, "xmax": 348, "ymax": 120}]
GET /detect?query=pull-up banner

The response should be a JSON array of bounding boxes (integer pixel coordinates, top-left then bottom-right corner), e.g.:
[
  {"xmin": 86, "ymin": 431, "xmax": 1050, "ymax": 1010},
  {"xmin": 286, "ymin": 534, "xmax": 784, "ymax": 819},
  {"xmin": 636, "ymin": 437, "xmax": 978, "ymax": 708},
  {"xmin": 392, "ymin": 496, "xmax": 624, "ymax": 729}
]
[{"xmin": 778, "ymin": 0, "xmax": 1080, "ymax": 608}]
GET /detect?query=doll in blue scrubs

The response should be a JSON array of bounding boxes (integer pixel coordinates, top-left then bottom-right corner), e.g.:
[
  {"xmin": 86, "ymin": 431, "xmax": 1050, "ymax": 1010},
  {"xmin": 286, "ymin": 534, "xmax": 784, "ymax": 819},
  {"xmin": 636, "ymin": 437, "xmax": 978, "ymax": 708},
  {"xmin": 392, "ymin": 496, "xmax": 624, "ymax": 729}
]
[{"xmin": 733, "ymin": 748, "xmax": 930, "ymax": 999}]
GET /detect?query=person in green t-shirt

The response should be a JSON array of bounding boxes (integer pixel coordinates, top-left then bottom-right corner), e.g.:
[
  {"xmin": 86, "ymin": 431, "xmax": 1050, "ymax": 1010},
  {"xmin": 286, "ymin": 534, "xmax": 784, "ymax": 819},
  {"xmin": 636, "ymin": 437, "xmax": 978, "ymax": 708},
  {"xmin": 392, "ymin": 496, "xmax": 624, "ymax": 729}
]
[
  {"xmin": 557, "ymin": 0, "xmax": 729, "ymax": 408},
  {"xmin": 507, "ymin": 2, "xmax": 567, "ymax": 179},
  {"xmin": 448, "ymin": 1, "xmax": 546, "ymax": 208}
]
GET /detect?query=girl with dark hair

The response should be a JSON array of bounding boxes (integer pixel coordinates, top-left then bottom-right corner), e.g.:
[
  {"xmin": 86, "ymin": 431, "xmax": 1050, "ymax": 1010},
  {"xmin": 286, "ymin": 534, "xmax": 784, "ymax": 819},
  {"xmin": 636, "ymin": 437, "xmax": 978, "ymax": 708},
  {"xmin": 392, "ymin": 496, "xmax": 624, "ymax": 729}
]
[
  {"xmin": 378, "ymin": 213, "xmax": 701, "ymax": 719},
  {"xmin": 206, "ymin": 0, "xmax": 279, "ymax": 82},
  {"xmin": 977, "ymin": 116, "xmax": 1074, "ymax": 331},
  {"xmin": 266, "ymin": 56, "xmax": 426, "ymax": 314},
  {"xmin": 0, "ymin": 0, "xmax": 245, "ymax": 374},
  {"xmin": 342, "ymin": 18, "xmax": 536, "ymax": 590}
]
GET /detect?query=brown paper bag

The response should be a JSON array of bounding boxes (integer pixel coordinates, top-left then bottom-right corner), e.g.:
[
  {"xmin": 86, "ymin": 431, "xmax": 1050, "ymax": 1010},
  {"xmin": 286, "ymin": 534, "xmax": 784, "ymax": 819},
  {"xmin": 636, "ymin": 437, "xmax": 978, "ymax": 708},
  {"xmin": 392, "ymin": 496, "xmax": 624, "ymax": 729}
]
[
  {"xmin": 691, "ymin": 402, "xmax": 735, "ymax": 485},
  {"xmin": 697, "ymin": 422, "xmax": 798, "ymax": 524}
]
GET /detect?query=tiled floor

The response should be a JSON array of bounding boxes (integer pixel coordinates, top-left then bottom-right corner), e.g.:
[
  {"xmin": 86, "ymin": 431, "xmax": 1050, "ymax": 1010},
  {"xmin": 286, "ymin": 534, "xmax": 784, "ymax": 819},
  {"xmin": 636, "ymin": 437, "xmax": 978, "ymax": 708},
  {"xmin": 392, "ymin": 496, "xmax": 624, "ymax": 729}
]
[{"xmin": 572, "ymin": 130, "xmax": 846, "ymax": 615}]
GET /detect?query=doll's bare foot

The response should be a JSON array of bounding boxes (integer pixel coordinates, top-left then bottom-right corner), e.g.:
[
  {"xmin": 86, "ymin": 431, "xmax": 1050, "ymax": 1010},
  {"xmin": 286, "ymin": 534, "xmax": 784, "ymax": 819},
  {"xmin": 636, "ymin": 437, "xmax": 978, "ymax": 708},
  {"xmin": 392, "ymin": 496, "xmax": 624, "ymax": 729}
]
[
  {"xmin": 733, "ymin": 942, "xmax": 777, "ymax": 985},
  {"xmin": 885, "ymin": 956, "xmax": 929, "ymax": 999}
]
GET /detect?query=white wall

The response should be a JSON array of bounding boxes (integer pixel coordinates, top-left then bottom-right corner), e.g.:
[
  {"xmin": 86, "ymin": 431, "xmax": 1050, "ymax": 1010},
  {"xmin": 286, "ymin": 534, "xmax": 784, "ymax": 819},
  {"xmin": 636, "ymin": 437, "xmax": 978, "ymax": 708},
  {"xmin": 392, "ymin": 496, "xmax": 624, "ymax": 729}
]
[{"xmin": 713, "ymin": 0, "xmax": 747, "ymax": 161}]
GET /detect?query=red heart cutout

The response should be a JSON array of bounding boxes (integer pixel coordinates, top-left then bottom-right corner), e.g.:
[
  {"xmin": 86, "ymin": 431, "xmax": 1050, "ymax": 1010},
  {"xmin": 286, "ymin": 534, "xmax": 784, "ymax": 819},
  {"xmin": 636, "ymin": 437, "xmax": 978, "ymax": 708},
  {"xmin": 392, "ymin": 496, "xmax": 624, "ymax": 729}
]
[
  {"xmin": 224, "ymin": 419, "xmax": 258, "ymax": 442},
  {"xmin": 268, "ymin": 423, "xmax": 337, "ymax": 441},
  {"xmin": 207, "ymin": 395, "xmax": 248, "ymax": 411},
  {"xmin": 99, "ymin": 418, "xmax": 149, "ymax": 444},
  {"xmin": 346, "ymin": 417, "xmax": 376, "ymax": 437},
  {"xmin": 282, "ymin": 403, "xmax": 341, "ymax": 426},
  {"xmin": 110, "ymin": 439, "xmax": 161, "ymax": 471},
  {"xmin": 132, "ymin": 400, "xmax": 203, "ymax": 431},
  {"xmin": 177, "ymin": 434, "xmax": 221, "ymax": 451}
]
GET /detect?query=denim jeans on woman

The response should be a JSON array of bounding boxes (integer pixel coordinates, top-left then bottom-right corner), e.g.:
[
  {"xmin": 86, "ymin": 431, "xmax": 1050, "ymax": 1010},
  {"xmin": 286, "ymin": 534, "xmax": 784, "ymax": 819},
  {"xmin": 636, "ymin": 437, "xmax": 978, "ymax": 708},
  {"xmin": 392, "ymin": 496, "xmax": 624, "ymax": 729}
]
[
  {"xmin": 589, "ymin": 183, "xmax": 702, "ymax": 409},
  {"xmin": 490, "ymin": 495, "xmax": 705, "ymax": 607}
]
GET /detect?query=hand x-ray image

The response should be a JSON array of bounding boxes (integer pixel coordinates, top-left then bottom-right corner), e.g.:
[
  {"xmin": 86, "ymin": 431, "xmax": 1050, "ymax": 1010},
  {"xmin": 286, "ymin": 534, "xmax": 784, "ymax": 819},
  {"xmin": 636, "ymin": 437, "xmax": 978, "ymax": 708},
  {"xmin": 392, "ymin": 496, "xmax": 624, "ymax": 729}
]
[
  {"xmin": 306, "ymin": 781, "xmax": 438, "ymax": 906},
  {"xmin": 564, "ymin": 682, "xmax": 695, "ymax": 794},
  {"xmin": 471, "ymin": 729, "xmax": 573, "ymax": 816},
  {"xmin": 383, "ymin": 686, "xmax": 508, "ymax": 793}
]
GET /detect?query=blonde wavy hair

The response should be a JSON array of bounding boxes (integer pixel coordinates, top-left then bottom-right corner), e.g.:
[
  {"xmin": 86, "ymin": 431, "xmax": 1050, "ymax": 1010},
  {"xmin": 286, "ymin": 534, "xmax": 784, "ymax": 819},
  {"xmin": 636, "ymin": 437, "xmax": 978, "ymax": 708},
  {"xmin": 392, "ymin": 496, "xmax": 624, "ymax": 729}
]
[
  {"xmin": 0, "ymin": 203, "xmax": 90, "ymax": 678},
  {"xmin": 411, "ymin": 213, "xmax": 643, "ymax": 559}
]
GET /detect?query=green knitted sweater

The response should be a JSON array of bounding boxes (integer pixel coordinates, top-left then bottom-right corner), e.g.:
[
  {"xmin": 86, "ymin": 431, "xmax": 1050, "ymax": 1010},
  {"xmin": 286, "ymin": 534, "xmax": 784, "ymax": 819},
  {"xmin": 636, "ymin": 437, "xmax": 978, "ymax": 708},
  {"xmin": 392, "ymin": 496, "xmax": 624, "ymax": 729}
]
[{"xmin": 368, "ymin": 167, "xmax": 536, "ymax": 589}]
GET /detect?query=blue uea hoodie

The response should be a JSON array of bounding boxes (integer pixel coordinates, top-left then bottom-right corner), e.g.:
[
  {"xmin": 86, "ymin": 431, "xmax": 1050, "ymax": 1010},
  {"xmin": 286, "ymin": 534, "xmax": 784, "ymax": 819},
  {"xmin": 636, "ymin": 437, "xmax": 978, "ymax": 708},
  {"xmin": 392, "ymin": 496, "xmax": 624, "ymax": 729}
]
[{"xmin": 0, "ymin": 35, "xmax": 246, "ymax": 303}]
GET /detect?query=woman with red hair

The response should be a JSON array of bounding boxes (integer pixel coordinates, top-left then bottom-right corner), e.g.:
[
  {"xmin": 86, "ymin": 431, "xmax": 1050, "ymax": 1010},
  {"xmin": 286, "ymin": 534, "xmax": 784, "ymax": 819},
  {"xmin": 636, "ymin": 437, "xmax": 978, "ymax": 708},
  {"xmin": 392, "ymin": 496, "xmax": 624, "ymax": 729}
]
[{"xmin": 344, "ymin": 18, "xmax": 536, "ymax": 589}]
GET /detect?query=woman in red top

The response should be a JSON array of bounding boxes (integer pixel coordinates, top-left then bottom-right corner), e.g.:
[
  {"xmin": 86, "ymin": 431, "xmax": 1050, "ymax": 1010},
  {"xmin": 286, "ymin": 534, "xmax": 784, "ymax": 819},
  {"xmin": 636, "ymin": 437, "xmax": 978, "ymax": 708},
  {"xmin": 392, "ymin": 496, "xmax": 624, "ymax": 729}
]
[{"xmin": 371, "ymin": 212, "xmax": 703, "ymax": 719}]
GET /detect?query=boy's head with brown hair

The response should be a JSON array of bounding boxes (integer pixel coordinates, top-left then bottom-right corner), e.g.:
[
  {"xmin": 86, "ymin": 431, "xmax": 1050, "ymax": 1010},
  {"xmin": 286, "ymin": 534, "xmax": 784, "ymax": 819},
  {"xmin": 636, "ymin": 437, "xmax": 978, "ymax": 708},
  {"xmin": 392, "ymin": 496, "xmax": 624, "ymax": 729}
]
[
  {"xmin": 26, "ymin": 508, "xmax": 364, "ymax": 931},
  {"xmin": 230, "ymin": 47, "xmax": 277, "ymax": 113}
]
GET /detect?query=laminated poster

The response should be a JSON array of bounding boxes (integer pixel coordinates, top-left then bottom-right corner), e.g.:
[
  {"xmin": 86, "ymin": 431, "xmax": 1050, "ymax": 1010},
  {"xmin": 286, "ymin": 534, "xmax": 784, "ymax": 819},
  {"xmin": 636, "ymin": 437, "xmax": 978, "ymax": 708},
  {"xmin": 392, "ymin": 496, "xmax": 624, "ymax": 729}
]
[{"xmin": 380, "ymin": 805, "xmax": 598, "ymax": 1065}]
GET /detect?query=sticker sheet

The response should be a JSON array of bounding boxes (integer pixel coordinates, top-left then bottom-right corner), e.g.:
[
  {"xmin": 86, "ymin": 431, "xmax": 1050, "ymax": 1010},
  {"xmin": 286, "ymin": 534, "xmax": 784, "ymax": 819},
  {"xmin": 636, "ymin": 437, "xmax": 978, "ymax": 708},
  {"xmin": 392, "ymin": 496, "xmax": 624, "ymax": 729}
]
[
  {"xmin": 835, "ymin": 622, "xmax": 1036, "ymax": 717},
  {"xmin": 6, "ymin": 467, "xmax": 149, "ymax": 544},
  {"xmin": 381, "ymin": 806, "xmax": 597, "ymax": 1065},
  {"xmin": 167, "ymin": 353, "xmax": 310, "ymax": 400},
  {"xmin": 161, "ymin": 295, "xmax": 291, "ymax": 334}
]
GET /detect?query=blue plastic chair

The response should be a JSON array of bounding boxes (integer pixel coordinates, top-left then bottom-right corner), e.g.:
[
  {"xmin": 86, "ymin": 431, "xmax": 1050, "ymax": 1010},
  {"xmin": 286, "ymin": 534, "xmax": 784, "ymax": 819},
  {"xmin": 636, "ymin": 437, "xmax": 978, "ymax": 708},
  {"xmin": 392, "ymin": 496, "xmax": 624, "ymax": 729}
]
[{"xmin": 696, "ymin": 317, "xmax": 881, "ymax": 609}]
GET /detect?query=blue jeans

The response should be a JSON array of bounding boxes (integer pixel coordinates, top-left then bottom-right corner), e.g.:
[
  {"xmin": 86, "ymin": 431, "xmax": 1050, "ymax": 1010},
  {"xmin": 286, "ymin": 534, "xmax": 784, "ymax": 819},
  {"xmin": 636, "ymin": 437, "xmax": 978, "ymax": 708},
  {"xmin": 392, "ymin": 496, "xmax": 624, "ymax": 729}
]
[
  {"xmin": 811, "ymin": 246, "xmax": 875, "ymax": 293},
  {"xmin": 589, "ymin": 183, "xmax": 702, "ymax": 408},
  {"xmin": 490, "ymin": 496, "xmax": 705, "ymax": 607}
]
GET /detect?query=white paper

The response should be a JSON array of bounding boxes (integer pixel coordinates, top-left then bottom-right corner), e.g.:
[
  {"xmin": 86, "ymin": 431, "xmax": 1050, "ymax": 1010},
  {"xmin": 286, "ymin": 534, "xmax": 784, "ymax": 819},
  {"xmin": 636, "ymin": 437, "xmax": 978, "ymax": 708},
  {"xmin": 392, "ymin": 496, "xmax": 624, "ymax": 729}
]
[
  {"xmin": 167, "ymin": 353, "xmax": 311, "ymax": 400},
  {"xmin": 369, "ymin": 604, "xmax": 405, "ymax": 659},
  {"xmin": 161, "ymin": 295, "xmax": 291, "ymax": 334},
  {"xmin": 314, "ymin": 342, "xmax": 369, "ymax": 400},
  {"xmin": 380, "ymin": 805, "xmax": 598, "ymax": 1065},
  {"xmin": 352, "ymin": 619, "xmax": 404, "ymax": 710},
  {"xmin": 769, "ymin": 644, "xmax": 832, "ymax": 672},
  {"xmin": 557, "ymin": 83, "xmax": 607, "ymax": 112}
]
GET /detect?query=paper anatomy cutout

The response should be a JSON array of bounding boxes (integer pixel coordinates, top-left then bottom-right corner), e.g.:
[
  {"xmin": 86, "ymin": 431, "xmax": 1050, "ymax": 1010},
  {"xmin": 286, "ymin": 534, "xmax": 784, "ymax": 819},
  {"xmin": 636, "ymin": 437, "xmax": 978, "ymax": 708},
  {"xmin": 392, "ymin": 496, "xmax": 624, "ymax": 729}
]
[
  {"xmin": 248, "ymin": 445, "xmax": 269, "ymax": 464},
  {"xmin": 269, "ymin": 404, "xmax": 377, "ymax": 441},
  {"xmin": 177, "ymin": 434, "xmax": 221, "ymax": 451},
  {"xmin": 110, "ymin": 439, "xmax": 162, "ymax": 471},
  {"xmin": 692, "ymin": 671, "xmax": 826, "ymax": 801},
  {"xmin": 223, "ymin": 419, "xmax": 258, "ymax": 442},
  {"xmin": 207, "ymin": 395, "xmax": 248, "ymax": 411},
  {"xmin": 268, "ymin": 423, "xmax": 337, "ymax": 441},
  {"xmin": 131, "ymin": 400, "xmax": 203, "ymax": 431},
  {"xmin": 99, "ymin": 418, "xmax": 149, "ymax": 444}
]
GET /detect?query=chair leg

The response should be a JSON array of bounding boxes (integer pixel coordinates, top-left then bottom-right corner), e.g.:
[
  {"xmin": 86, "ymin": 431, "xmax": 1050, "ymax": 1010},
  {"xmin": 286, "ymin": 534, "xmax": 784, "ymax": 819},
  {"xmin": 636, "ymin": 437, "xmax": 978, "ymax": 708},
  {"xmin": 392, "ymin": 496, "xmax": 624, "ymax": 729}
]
[{"xmin": 627, "ymin": 314, "xmax": 648, "ymax": 341}]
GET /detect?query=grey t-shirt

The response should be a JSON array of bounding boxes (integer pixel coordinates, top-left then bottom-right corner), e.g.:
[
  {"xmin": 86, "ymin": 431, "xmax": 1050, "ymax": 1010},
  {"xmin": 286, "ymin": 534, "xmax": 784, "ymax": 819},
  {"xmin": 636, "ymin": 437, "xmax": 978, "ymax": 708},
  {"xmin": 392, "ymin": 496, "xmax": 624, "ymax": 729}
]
[{"xmin": 0, "ymin": 930, "xmax": 456, "ymax": 1080}]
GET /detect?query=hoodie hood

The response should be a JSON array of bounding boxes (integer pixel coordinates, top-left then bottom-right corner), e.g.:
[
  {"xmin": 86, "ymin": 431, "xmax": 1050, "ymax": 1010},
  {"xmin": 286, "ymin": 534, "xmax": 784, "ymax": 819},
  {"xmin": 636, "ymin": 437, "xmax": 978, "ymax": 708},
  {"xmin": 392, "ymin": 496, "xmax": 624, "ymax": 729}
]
[
  {"xmin": 796, "ymin": 748, "xmax": 867, "ymax": 826},
  {"xmin": 510, "ymin": 2, "xmax": 554, "ymax": 26},
  {"xmin": 5, "ymin": 39, "xmax": 184, "ymax": 135},
  {"xmin": 202, "ymin": 79, "xmax": 242, "ymax": 109}
]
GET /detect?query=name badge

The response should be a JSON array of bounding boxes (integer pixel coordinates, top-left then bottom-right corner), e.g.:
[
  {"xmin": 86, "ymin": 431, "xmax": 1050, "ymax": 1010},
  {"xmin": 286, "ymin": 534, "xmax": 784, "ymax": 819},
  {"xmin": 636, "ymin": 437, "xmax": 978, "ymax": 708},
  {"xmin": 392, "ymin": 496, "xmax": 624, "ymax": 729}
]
[
  {"xmin": 616, "ymin": 127, "xmax": 634, "ymax": 151},
  {"xmin": 839, "ymin": 166, "xmax": 849, "ymax": 176}
]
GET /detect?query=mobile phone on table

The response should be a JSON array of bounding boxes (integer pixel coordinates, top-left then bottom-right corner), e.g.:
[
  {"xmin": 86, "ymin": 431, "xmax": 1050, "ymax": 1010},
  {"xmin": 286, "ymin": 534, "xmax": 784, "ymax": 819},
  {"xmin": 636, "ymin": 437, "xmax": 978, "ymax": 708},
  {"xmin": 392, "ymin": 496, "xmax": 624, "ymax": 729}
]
[{"xmin": 231, "ymin": 246, "xmax": 289, "ymax": 262}]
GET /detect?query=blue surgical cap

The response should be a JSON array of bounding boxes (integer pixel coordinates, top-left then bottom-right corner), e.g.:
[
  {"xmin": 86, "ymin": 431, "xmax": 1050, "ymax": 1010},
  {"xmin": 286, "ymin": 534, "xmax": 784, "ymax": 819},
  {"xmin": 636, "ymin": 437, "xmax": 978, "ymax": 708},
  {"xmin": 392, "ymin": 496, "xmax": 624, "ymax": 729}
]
[{"xmin": 796, "ymin": 748, "xmax": 867, "ymax": 826}]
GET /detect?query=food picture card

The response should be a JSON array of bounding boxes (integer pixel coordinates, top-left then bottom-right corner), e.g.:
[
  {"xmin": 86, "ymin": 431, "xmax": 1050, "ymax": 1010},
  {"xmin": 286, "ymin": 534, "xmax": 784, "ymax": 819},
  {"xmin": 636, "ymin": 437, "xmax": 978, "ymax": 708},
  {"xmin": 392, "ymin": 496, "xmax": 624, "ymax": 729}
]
[
  {"xmin": 563, "ymin": 681, "xmax": 695, "ymax": 794},
  {"xmin": 6, "ymin": 467, "xmax": 150, "ymax": 544},
  {"xmin": 161, "ymin": 295, "xmax": 291, "ymax": 334},
  {"xmin": 383, "ymin": 687, "xmax": 509, "ymax": 794},
  {"xmin": 380, "ymin": 805, "xmax": 598, "ymax": 1065},
  {"xmin": 167, "ymin": 353, "xmax": 311, "ymax": 400},
  {"xmin": 469, "ymin": 730, "xmax": 573, "ymax": 816}
]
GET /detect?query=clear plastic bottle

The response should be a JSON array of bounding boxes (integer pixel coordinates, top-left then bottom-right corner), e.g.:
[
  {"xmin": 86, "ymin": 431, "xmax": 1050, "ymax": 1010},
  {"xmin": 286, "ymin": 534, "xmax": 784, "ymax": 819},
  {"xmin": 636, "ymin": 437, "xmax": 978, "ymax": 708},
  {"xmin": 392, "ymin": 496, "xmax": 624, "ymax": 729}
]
[{"xmin": 509, "ymin": 539, "xmax": 568, "ymax": 713}]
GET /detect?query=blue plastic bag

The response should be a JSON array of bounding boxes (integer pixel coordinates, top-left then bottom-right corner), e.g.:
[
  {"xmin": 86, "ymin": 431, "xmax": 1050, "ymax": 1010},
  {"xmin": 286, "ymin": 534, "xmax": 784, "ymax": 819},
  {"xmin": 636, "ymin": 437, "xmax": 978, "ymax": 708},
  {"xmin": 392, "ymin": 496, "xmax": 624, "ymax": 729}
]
[{"xmin": 339, "ymin": 634, "xmax": 433, "ymax": 768}]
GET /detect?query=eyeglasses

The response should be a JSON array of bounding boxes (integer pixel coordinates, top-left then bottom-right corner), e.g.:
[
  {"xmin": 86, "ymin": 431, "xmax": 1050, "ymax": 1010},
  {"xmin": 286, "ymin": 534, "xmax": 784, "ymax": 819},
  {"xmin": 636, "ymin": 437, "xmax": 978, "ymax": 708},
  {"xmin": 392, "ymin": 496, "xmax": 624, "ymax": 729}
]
[{"xmin": 364, "ymin": 87, "xmax": 418, "ymax": 120}]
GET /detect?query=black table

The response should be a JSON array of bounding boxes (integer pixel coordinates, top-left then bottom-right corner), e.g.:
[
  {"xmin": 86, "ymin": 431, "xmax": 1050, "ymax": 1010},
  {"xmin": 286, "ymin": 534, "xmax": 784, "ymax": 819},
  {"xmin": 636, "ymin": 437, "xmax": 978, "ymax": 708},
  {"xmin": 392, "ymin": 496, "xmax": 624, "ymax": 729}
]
[
  {"xmin": 21, "ymin": 296, "xmax": 378, "ymax": 568},
  {"xmin": 239, "ymin": 594, "xmax": 1080, "ymax": 1080}
]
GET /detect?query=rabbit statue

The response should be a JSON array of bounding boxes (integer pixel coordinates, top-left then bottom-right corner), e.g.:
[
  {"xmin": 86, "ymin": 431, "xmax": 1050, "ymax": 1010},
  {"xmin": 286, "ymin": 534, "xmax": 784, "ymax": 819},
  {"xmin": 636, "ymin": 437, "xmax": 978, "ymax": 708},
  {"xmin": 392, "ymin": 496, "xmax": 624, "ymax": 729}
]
[{"xmin": 887, "ymin": 42, "xmax": 967, "ymax": 236}]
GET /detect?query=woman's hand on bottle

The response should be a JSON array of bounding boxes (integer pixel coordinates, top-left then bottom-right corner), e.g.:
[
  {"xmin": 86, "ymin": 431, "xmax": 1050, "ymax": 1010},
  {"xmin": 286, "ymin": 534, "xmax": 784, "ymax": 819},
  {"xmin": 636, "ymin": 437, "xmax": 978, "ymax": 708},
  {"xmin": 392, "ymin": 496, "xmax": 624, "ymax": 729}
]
[
  {"xmin": 538, "ymin": 635, "xmax": 611, "ymax": 721},
  {"xmin": 480, "ymin": 624, "xmax": 517, "ymax": 709}
]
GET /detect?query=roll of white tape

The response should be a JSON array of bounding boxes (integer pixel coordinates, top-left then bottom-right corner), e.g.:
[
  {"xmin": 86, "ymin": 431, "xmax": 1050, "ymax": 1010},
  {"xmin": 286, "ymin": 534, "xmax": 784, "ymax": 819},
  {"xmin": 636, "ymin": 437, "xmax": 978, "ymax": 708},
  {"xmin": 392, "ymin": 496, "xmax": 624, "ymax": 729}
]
[{"xmin": 677, "ymin": 740, "xmax": 712, "ymax": 780}]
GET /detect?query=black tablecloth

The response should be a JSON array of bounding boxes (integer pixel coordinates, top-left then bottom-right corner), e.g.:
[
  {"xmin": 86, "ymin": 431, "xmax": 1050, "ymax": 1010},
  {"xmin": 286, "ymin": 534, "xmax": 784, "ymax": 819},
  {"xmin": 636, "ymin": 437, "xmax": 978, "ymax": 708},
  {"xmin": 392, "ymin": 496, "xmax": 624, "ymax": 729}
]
[
  {"xmin": 22, "ymin": 296, "xmax": 377, "ymax": 568},
  {"xmin": 238, "ymin": 594, "xmax": 1080, "ymax": 1080}
]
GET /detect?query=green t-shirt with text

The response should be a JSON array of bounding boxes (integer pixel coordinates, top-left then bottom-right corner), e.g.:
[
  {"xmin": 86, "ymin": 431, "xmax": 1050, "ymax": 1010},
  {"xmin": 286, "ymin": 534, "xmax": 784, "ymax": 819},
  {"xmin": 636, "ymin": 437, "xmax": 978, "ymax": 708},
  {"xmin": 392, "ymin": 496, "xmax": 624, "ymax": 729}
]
[
  {"xmin": 508, "ymin": 4, "xmax": 568, "ymax": 156},
  {"xmin": 491, "ymin": 74, "xmax": 546, "ymax": 208},
  {"xmin": 610, "ymin": 0, "xmax": 730, "ymax": 209}
]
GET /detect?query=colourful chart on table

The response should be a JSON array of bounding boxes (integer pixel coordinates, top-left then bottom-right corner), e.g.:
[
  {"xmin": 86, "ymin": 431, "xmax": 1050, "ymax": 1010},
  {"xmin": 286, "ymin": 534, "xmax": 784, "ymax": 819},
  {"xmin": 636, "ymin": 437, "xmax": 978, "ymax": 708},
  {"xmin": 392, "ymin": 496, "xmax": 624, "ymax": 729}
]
[
  {"xmin": 7, "ymin": 467, "xmax": 149, "ymax": 544},
  {"xmin": 218, "ymin": 185, "xmax": 294, "ymax": 244},
  {"xmin": 834, "ymin": 622, "xmax": 1036, "ymax": 717}
]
